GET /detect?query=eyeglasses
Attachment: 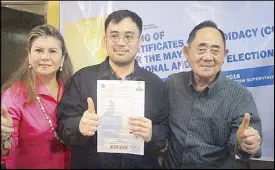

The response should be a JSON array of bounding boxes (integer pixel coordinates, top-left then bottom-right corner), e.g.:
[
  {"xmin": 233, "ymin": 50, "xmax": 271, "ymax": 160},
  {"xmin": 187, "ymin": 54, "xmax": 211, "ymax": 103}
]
[{"xmin": 107, "ymin": 33, "xmax": 139, "ymax": 43}]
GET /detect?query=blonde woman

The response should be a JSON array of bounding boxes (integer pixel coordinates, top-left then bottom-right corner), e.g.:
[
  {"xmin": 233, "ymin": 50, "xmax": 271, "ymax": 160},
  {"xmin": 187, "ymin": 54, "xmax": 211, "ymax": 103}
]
[{"xmin": 1, "ymin": 24, "xmax": 73, "ymax": 169}]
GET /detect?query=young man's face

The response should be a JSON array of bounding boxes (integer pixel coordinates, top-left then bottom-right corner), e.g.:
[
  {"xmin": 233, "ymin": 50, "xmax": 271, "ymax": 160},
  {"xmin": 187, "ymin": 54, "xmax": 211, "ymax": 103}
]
[{"xmin": 105, "ymin": 17, "xmax": 141, "ymax": 66}]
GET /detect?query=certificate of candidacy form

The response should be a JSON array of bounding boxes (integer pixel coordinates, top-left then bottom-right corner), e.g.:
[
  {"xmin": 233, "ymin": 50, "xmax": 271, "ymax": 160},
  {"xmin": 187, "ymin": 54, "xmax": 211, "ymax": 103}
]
[{"xmin": 97, "ymin": 80, "xmax": 145, "ymax": 155}]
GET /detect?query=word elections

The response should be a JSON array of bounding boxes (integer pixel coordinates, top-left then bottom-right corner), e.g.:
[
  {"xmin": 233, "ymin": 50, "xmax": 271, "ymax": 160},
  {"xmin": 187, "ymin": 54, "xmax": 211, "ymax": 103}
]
[{"xmin": 227, "ymin": 49, "xmax": 273, "ymax": 63}]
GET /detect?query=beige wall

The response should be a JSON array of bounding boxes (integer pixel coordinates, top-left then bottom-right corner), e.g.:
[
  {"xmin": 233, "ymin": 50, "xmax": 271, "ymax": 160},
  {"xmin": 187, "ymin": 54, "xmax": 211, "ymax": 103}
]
[{"xmin": 1, "ymin": 1, "xmax": 46, "ymax": 16}]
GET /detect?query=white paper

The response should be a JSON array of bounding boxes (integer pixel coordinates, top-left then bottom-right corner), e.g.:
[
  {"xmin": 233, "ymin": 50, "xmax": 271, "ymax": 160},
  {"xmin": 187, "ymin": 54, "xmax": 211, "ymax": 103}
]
[{"xmin": 97, "ymin": 80, "xmax": 145, "ymax": 155}]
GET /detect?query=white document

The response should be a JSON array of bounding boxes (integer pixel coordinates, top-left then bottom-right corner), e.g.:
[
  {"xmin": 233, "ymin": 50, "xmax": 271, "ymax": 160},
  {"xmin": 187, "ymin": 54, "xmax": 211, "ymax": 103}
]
[{"xmin": 97, "ymin": 80, "xmax": 145, "ymax": 155}]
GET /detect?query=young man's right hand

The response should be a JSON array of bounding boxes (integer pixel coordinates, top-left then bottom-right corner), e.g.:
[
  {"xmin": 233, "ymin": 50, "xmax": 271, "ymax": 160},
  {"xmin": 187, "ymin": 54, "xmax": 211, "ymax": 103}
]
[{"xmin": 79, "ymin": 97, "xmax": 100, "ymax": 136}]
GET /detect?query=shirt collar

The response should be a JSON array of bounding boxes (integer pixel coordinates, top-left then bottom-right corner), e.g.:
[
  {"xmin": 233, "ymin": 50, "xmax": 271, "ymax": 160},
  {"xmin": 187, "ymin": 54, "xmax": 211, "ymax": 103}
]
[
  {"xmin": 108, "ymin": 61, "xmax": 136, "ymax": 80},
  {"xmin": 36, "ymin": 80, "xmax": 50, "ymax": 96},
  {"xmin": 188, "ymin": 71, "xmax": 224, "ymax": 97},
  {"xmin": 36, "ymin": 79, "xmax": 64, "ymax": 101},
  {"xmin": 21, "ymin": 79, "xmax": 63, "ymax": 105},
  {"xmin": 98, "ymin": 56, "xmax": 145, "ymax": 81},
  {"xmin": 208, "ymin": 71, "xmax": 224, "ymax": 96},
  {"xmin": 97, "ymin": 57, "xmax": 110, "ymax": 80}
]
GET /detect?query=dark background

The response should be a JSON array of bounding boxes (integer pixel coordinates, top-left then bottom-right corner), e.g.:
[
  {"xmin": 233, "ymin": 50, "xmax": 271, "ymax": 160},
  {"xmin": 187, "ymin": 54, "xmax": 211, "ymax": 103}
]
[{"xmin": 1, "ymin": 6, "xmax": 44, "ymax": 86}]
